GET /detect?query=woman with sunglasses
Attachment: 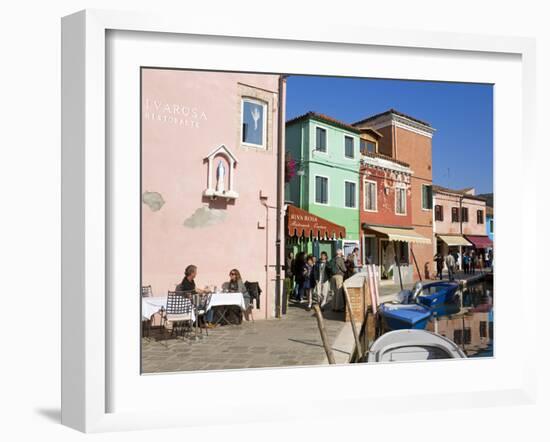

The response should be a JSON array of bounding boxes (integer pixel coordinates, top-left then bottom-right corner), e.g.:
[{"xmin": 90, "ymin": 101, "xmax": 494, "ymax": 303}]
[{"xmin": 222, "ymin": 269, "xmax": 253, "ymax": 321}]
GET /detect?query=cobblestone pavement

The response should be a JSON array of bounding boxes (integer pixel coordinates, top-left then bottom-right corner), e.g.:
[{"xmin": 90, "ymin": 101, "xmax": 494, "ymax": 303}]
[{"xmin": 141, "ymin": 303, "xmax": 351, "ymax": 373}]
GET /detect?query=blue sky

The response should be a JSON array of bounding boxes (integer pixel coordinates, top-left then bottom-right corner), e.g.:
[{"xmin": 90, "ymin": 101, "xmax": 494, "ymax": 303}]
[{"xmin": 285, "ymin": 76, "xmax": 493, "ymax": 194}]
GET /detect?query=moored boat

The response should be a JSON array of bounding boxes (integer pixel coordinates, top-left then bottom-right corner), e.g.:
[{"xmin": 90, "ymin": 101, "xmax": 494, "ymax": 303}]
[
  {"xmin": 380, "ymin": 281, "xmax": 460, "ymax": 331},
  {"xmin": 414, "ymin": 281, "xmax": 460, "ymax": 308},
  {"xmin": 378, "ymin": 303, "xmax": 432, "ymax": 330},
  {"xmin": 367, "ymin": 329, "xmax": 467, "ymax": 362}
]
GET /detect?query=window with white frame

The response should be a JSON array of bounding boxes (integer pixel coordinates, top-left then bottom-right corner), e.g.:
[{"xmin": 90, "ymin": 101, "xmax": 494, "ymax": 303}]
[
  {"xmin": 344, "ymin": 181, "xmax": 356, "ymax": 208},
  {"xmin": 241, "ymin": 98, "xmax": 267, "ymax": 148},
  {"xmin": 364, "ymin": 180, "xmax": 377, "ymax": 211},
  {"xmin": 315, "ymin": 127, "xmax": 327, "ymax": 152},
  {"xmin": 461, "ymin": 207, "xmax": 469, "ymax": 223},
  {"xmin": 451, "ymin": 207, "xmax": 459, "ymax": 222},
  {"xmin": 421, "ymin": 184, "xmax": 433, "ymax": 210},
  {"xmin": 476, "ymin": 209, "xmax": 484, "ymax": 224},
  {"xmin": 434, "ymin": 204, "xmax": 444, "ymax": 221},
  {"xmin": 315, "ymin": 176, "xmax": 328, "ymax": 204},
  {"xmin": 395, "ymin": 186, "xmax": 407, "ymax": 215},
  {"xmin": 360, "ymin": 139, "xmax": 377, "ymax": 154},
  {"xmin": 344, "ymin": 136, "xmax": 355, "ymax": 159}
]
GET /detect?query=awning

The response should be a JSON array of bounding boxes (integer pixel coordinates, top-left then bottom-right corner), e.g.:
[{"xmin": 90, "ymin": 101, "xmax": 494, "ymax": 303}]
[
  {"xmin": 438, "ymin": 235, "xmax": 472, "ymax": 247},
  {"xmin": 287, "ymin": 205, "xmax": 346, "ymax": 239},
  {"xmin": 464, "ymin": 235, "xmax": 493, "ymax": 249},
  {"xmin": 365, "ymin": 225, "xmax": 431, "ymax": 245}
]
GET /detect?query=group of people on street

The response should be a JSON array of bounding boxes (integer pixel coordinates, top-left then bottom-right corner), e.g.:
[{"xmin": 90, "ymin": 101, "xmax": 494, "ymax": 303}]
[
  {"xmin": 433, "ymin": 248, "xmax": 493, "ymax": 281},
  {"xmin": 285, "ymin": 247, "xmax": 360, "ymax": 312}
]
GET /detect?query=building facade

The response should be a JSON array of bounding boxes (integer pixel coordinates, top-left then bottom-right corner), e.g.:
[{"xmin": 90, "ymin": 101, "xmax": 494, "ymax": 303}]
[
  {"xmin": 285, "ymin": 112, "xmax": 361, "ymax": 258},
  {"xmin": 432, "ymin": 185, "xmax": 490, "ymax": 270},
  {"xmin": 359, "ymin": 151, "xmax": 420, "ymax": 284},
  {"xmin": 486, "ymin": 206, "xmax": 494, "ymax": 241},
  {"xmin": 354, "ymin": 109, "xmax": 436, "ymax": 279},
  {"xmin": 141, "ymin": 69, "xmax": 285, "ymax": 319}
]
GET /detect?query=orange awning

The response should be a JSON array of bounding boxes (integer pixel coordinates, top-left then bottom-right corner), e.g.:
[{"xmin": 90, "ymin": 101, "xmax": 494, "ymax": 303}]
[{"xmin": 287, "ymin": 205, "xmax": 346, "ymax": 239}]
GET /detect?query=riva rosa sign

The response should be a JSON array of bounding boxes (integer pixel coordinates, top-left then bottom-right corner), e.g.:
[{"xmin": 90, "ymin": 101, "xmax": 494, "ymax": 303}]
[{"xmin": 143, "ymin": 98, "xmax": 208, "ymax": 128}]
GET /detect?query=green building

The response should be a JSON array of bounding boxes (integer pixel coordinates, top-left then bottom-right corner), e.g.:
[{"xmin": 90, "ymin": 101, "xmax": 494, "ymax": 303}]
[{"xmin": 285, "ymin": 112, "xmax": 361, "ymax": 258}]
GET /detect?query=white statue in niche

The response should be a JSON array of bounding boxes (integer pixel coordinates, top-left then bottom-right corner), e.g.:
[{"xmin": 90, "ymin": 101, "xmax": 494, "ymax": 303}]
[
  {"xmin": 216, "ymin": 159, "xmax": 226, "ymax": 193},
  {"xmin": 251, "ymin": 106, "xmax": 260, "ymax": 130}
]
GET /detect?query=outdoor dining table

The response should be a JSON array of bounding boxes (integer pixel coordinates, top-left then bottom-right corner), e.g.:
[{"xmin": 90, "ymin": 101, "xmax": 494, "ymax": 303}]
[
  {"xmin": 206, "ymin": 292, "xmax": 247, "ymax": 326},
  {"xmin": 141, "ymin": 292, "xmax": 245, "ymax": 331},
  {"xmin": 141, "ymin": 296, "xmax": 196, "ymax": 321}
]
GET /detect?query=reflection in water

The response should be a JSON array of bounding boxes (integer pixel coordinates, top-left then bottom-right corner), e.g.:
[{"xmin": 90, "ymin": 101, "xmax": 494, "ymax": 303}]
[{"xmin": 426, "ymin": 278, "xmax": 493, "ymax": 358}]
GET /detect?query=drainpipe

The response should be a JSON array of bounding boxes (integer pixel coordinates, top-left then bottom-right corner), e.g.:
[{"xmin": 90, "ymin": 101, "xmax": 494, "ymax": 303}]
[
  {"xmin": 260, "ymin": 199, "xmax": 274, "ymax": 320},
  {"xmin": 274, "ymin": 75, "xmax": 286, "ymax": 318}
]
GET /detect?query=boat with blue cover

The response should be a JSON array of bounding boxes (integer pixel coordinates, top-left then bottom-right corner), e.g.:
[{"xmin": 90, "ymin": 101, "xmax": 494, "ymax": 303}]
[
  {"xmin": 415, "ymin": 281, "xmax": 459, "ymax": 308},
  {"xmin": 379, "ymin": 303, "xmax": 433, "ymax": 330},
  {"xmin": 379, "ymin": 281, "xmax": 461, "ymax": 331}
]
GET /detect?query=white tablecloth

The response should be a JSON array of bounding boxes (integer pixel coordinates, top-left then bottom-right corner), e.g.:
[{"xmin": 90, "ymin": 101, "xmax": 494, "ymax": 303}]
[
  {"xmin": 142, "ymin": 296, "xmax": 195, "ymax": 321},
  {"xmin": 142, "ymin": 296, "xmax": 167, "ymax": 320},
  {"xmin": 206, "ymin": 292, "xmax": 246, "ymax": 312},
  {"xmin": 142, "ymin": 293, "xmax": 245, "ymax": 320}
]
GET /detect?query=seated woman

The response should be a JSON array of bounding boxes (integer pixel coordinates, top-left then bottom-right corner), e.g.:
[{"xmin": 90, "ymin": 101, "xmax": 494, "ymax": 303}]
[{"xmin": 222, "ymin": 269, "xmax": 253, "ymax": 322}]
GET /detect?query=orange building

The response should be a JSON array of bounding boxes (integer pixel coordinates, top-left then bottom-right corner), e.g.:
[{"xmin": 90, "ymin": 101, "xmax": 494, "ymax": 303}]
[{"xmin": 354, "ymin": 109, "xmax": 436, "ymax": 280}]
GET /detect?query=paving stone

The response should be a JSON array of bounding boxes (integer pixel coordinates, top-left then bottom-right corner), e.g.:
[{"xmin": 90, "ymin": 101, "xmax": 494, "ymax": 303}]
[{"xmin": 141, "ymin": 303, "xmax": 349, "ymax": 373}]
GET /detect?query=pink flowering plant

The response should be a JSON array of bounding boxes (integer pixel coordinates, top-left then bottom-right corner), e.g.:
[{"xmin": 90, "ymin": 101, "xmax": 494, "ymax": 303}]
[{"xmin": 285, "ymin": 153, "xmax": 297, "ymax": 183}]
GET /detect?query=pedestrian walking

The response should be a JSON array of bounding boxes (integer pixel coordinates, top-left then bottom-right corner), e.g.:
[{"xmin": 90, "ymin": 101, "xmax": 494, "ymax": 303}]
[
  {"xmin": 463, "ymin": 252, "xmax": 470, "ymax": 274},
  {"xmin": 292, "ymin": 251, "xmax": 307, "ymax": 303},
  {"xmin": 303, "ymin": 255, "xmax": 315, "ymax": 310},
  {"xmin": 445, "ymin": 253, "xmax": 455, "ymax": 281},
  {"xmin": 329, "ymin": 249, "xmax": 347, "ymax": 312},
  {"xmin": 285, "ymin": 251, "xmax": 295, "ymax": 298},
  {"xmin": 352, "ymin": 247, "xmax": 360, "ymax": 273},
  {"xmin": 345, "ymin": 253, "xmax": 355, "ymax": 280},
  {"xmin": 314, "ymin": 251, "xmax": 331, "ymax": 310},
  {"xmin": 452, "ymin": 251, "xmax": 459, "ymax": 272},
  {"xmin": 434, "ymin": 252, "xmax": 444, "ymax": 280}
]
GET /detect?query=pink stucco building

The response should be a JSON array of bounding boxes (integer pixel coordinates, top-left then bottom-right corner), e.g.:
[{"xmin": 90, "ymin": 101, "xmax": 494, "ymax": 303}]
[
  {"xmin": 432, "ymin": 185, "xmax": 490, "ymax": 270},
  {"xmin": 141, "ymin": 69, "xmax": 285, "ymax": 319}
]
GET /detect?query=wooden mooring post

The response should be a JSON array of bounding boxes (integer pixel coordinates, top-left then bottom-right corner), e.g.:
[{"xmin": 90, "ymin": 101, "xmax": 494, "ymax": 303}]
[
  {"xmin": 343, "ymin": 285, "xmax": 362, "ymax": 361},
  {"xmin": 313, "ymin": 304, "xmax": 336, "ymax": 364}
]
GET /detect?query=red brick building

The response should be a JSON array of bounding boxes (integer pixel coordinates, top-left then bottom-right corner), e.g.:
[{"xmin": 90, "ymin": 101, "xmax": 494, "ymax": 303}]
[{"xmin": 354, "ymin": 110, "xmax": 435, "ymax": 281}]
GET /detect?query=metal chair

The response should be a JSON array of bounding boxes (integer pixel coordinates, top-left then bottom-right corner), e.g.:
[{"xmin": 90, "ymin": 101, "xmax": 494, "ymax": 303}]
[
  {"xmin": 162, "ymin": 291, "xmax": 194, "ymax": 344},
  {"xmin": 141, "ymin": 285, "xmax": 153, "ymax": 337},
  {"xmin": 195, "ymin": 292, "xmax": 211, "ymax": 336}
]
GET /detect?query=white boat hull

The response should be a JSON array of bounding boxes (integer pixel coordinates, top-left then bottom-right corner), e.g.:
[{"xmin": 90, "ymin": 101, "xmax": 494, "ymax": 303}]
[{"xmin": 367, "ymin": 329, "xmax": 467, "ymax": 363}]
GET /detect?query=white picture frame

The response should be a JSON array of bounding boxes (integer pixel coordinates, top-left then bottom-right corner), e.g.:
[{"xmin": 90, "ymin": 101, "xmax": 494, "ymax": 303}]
[{"xmin": 61, "ymin": 9, "xmax": 537, "ymax": 433}]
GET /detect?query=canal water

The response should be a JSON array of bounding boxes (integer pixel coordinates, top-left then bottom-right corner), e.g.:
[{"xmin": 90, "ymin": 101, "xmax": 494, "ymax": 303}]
[{"xmin": 426, "ymin": 277, "xmax": 493, "ymax": 358}]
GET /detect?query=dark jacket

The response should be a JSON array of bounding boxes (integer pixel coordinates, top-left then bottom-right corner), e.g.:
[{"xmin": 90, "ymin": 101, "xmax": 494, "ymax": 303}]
[
  {"xmin": 244, "ymin": 281, "xmax": 262, "ymax": 309},
  {"xmin": 345, "ymin": 259, "xmax": 355, "ymax": 279},
  {"xmin": 293, "ymin": 261, "xmax": 308, "ymax": 283},
  {"xmin": 313, "ymin": 260, "xmax": 330, "ymax": 283},
  {"xmin": 330, "ymin": 255, "xmax": 347, "ymax": 277},
  {"xmin": 303, "ymin": 263, "xmax": 314, "ymax": 289}
]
